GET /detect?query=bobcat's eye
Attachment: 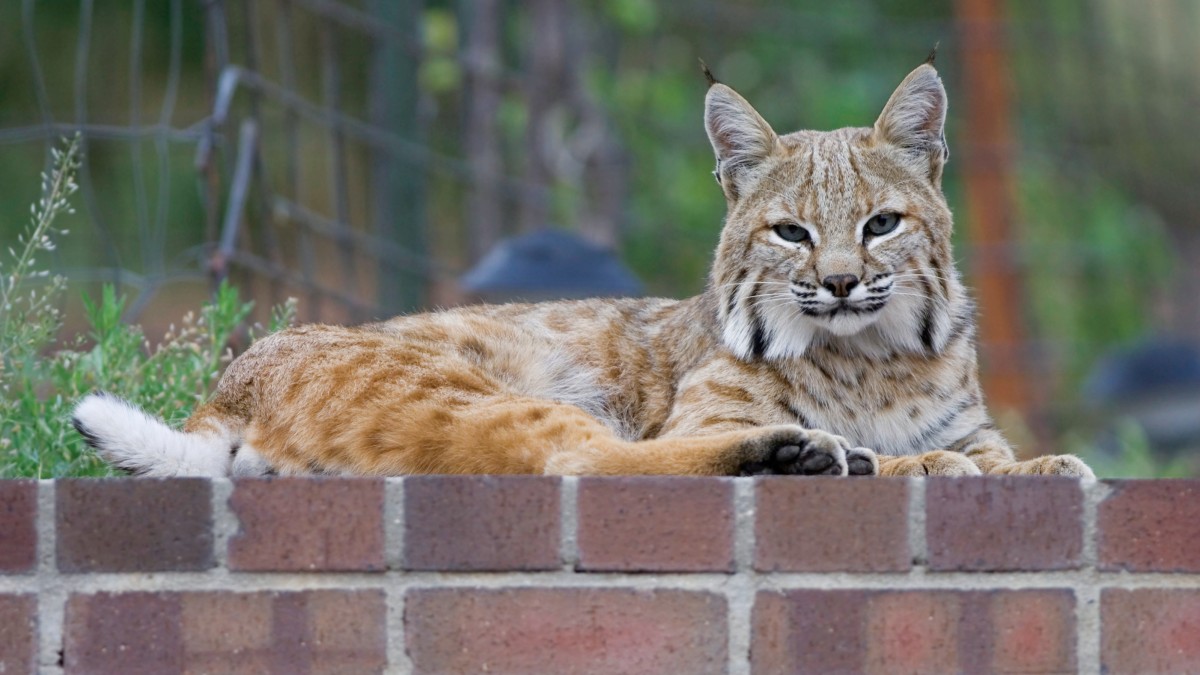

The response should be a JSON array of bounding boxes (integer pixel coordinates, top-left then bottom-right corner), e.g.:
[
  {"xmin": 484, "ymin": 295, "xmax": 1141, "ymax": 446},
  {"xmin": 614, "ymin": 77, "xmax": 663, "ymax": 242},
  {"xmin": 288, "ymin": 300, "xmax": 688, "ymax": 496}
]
[
  {"xmin": 865, "ymin": 213, "xmax": 901, "ymax": 238},
  {"xmin": 773, "ymin": 222, "xmax": 811, "ymax": 244}
]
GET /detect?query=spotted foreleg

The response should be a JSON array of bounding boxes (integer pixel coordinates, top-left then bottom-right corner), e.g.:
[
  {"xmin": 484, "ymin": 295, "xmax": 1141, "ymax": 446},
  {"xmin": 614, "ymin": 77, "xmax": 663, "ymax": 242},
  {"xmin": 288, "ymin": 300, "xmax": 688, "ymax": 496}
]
[
  {"xmin": 877, "ymin": 429, "xmax": 1093, "ymax": 477},
  {"xmin": 546, "ymin": 423, "xmax": 877, "ymax": 477},
  {"xmin": 648, "ymin": 374, "xmax": 877, "ymax": 477},
  {"xmin": 962, "ymin": 428, "xmax": 1094, "ymax": 477},
  {"xmin": 877, "ymin": 451, "xmax": 981, "ymax": 476}
]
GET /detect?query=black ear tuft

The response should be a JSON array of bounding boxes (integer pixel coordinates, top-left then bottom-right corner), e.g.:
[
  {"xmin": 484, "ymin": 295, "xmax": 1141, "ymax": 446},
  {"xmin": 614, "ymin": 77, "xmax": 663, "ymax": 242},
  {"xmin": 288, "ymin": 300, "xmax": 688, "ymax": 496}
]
[
  {"xmin": 925, "ymin": 42, "xmax": 940, "ymax": 66},
  {"xmin": 704, "ymin": 83, "xmax": 779, "ymax": 192},
  {"xmin": 699, "ymin": 58, "xmax": 718, "ymax": 88},
  {"xmin": 873, "ymin": 64, "xmax": 948, "ymax": 169}
]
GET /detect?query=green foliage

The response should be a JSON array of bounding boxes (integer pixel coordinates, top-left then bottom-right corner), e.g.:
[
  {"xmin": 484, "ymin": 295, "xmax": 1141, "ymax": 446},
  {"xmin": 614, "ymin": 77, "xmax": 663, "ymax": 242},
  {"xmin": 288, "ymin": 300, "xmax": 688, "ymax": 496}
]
[
  {"xmin": 0, "ymin": 137, "xmax": 294, "ymax": 478},
  {"xmin": 601, "ymin": 0, "xmax": 658, "ymax": 33},
  {"xmin": 1, "ymin": 283, "xmax": 255, "ymax": 478},
  {"xmin": 0, "ymin": 136, "xmax": 80, "ymax": 370},
  {"xmin": 1018, "ymin": 161, "xmax": 1174, "ymax": 383},
  {"xmin": 1068, "ymin": 419, "xmax": 1196, "ymax": 479},
  {"xmin": 421, "ymin": 8, "xmax": 461, "ymax": 93}
]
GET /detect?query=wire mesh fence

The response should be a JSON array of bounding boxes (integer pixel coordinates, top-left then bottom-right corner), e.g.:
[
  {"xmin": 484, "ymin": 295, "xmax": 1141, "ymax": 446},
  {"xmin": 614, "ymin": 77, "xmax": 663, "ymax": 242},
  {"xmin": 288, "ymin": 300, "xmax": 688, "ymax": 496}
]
[
  {"xmin": 6, "ymin": 0, "xmax": 633, "ymax": 326},
  {"xmin": 5, "ymin": 0, "xmax": 207, "ymax": 319}
]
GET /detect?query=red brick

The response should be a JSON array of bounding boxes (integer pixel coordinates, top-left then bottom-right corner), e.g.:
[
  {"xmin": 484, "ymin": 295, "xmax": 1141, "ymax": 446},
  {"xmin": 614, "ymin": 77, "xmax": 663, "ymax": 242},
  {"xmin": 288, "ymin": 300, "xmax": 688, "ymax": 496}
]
[
  {"xmin": 925, "ymin": 477, "xmax": 1082, "ymax": 571},
  {"xmin": 1098, "ymin": 480, "xmax": 1200, "ymax": 572},
  {"xmin": 57, "ymin": 478, "xmax": 213, "ymax": 572},
  {"xmin": 1103, "ymin": 589, "xmax": 1200, "ymax": 673},
  {"xmin": 864, "ymin": 592, "xmax": 963, "ymax": 673},
  {"xmin": 989, "ymin": 591, "xmax": 1078, "ymax": 674},
  {"xmin": 65, "ymin": 590, "xmax": 386, "ymax": 674},
  {"xmin": 577, "ymin": 477, "xmax": 733, "ymax": 572},
  {"xmin": 405, "ymin": 587, "xmax": 726, "ymax": 674},
  {"xmin": 751, "ymin": 589, "xmax": 1075, "ymax": 674},
  {"xmin": 755, "ymin": 477, "xmax": 909, "ymax": 572},
  {"xmin": 0, "ymin": 595, "xmax": 35, "ymax": 675},
  {"xmin": 403, "ymin": 476, "xmax": 559, "ymax": 571},
  {"xmin": 0, "ymin": 481, "xmax": 36, "ymax": 573},
  {"xmin": 66, "ymin": 592, "xmax": 183, "ymax": 673},
  {"xmin": 229, "ymin": 478, "xmax": 385, "ymax": 572}
]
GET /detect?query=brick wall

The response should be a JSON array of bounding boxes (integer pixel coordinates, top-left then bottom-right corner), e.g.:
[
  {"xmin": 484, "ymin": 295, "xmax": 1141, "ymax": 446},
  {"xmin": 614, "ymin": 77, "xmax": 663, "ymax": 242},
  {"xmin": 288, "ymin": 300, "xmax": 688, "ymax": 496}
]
[{"xmin": 1, "ymin": 476, "xmax": 1199, "ymax": 673}]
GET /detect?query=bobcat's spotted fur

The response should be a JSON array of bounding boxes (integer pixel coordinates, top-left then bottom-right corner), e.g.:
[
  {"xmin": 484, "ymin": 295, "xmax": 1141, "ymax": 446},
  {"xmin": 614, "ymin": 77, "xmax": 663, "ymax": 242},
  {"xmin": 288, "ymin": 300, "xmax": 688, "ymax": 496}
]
[{"xmin": 74, "ymin": 62, "xmax": 1093, "ymax": 479}]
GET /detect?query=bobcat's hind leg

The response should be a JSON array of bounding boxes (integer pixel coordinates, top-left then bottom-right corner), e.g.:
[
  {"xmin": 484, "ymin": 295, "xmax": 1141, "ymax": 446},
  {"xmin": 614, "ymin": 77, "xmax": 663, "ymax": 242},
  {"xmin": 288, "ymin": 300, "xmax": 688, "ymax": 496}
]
[{"xmin": 231, "ymin": 444, "xmax": 276, "ymax": 476}]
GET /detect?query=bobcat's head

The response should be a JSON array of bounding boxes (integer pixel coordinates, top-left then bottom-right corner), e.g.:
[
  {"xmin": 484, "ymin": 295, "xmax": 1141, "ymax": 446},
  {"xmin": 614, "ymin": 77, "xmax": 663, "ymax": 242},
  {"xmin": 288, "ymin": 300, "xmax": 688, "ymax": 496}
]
[{"xmin": 705, "ymin": 63, "xmax": 967, "ymax": 361}]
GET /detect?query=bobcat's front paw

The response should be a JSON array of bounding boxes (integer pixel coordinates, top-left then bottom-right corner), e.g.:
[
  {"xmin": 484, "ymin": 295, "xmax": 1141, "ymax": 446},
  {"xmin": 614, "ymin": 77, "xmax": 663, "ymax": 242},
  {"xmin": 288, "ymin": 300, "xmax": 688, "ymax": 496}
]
[
  {"xmin": 737, "ymin": 427, "xmax": 877, "ymax": 477},
  {"xmin": 878, "ymin": 450, "xmax": 982, "ymax": 477},
  {"xmin": 994, "ymin": 454, "xmax": 1095, "ymax": 478}
]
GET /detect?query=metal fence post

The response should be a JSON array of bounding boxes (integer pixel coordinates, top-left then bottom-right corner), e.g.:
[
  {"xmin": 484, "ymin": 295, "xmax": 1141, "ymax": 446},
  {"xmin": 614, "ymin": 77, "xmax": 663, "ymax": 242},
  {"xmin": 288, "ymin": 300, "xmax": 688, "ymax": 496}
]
[{"xmin": 369, "ymin": 0, "xmax": 428, "ymax": 315}]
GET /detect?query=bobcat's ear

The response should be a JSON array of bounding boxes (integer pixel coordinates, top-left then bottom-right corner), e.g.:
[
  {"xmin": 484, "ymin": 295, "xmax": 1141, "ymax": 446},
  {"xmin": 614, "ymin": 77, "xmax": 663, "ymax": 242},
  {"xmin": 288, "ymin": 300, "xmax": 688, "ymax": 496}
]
[
  {"xmin": 705, "ymin": 83, "xmax": 779, "ymax": 199},
  {"xmin": 873, "ymin": 64, "xmax": 949, "ymax": 181}
]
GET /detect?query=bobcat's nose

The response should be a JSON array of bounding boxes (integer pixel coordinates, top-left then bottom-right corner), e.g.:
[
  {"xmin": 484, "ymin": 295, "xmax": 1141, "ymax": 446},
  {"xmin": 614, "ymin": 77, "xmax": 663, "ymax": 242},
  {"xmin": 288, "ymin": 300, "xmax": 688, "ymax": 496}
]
[{"xmin": 822, "ymin": 274, "xmax": 860, "ymax": 298}]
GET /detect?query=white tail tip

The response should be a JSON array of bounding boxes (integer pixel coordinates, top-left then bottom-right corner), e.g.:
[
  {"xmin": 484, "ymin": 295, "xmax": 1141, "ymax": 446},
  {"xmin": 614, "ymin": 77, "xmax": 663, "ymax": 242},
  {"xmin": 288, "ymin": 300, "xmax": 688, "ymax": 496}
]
[{"xmin": 72, "ymin": 393, "xmax": 232, "ymax": 477}]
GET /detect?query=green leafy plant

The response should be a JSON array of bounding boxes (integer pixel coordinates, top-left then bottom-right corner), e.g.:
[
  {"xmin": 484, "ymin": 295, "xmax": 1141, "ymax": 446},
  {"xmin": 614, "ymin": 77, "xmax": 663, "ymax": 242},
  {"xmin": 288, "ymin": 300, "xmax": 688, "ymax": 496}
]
[
  {"xmin": 0, "ymin": 136, "xmax": 296, "ymax": 478},
  {"xmin": 1067, "ymin": 418, "xmax": 1197, "ymax": 479}
]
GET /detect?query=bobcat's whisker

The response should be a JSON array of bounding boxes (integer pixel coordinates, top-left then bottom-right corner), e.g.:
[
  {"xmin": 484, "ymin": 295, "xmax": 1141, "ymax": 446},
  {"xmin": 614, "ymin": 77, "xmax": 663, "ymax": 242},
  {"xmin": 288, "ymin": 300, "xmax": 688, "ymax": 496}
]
[
  {"xmin": 758, "ymin": 300, "xmax": 809, "ymax": 314},
  {"xmin": 713, "ymin": 280, "xmax": 793, "ymax": 290},
  {"xmin": 891, "ymin": 276, "xmax": 953, "ymax": 285},
  {"xmin": 892, "ymin": 271, "xmax": 957, "ymax": 283}
]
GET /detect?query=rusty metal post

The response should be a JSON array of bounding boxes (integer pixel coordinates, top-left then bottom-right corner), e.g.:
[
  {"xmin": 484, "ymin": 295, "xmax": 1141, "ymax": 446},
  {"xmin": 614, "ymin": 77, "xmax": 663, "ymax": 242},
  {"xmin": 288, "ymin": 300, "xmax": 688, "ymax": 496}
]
[
  {"xmin": 370, "ymin": 0, "xmax": 428, "ymax": 315},
  {"xmin": 461, "ymin": 0, "xmax": 504, "ymax": 263},
  {"xmin": 954, "ymin": 0, "xmax": 1033, "ymax": 426}
]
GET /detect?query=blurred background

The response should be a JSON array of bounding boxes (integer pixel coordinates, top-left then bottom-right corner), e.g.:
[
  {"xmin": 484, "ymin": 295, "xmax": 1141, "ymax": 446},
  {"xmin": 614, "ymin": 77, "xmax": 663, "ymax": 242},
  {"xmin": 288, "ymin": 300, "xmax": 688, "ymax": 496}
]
[{"xmin": 2, "ymin": 0, "xmax": 1198, "ymax": 476}]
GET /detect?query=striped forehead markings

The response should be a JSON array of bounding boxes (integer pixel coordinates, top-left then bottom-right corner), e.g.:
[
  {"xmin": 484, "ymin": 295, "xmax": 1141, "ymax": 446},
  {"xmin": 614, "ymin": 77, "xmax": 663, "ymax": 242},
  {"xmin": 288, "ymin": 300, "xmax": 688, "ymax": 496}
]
[{"xmin": 796, "ymin": 138, "xmax": 867, "ymax": 228}]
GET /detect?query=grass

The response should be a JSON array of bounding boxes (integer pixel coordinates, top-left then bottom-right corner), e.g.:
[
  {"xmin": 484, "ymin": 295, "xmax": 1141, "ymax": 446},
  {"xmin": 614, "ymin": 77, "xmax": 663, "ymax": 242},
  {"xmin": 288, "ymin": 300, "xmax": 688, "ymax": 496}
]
[{"xmin": 0, "ymin": 135, "xmax": 295, "ymax": 478}]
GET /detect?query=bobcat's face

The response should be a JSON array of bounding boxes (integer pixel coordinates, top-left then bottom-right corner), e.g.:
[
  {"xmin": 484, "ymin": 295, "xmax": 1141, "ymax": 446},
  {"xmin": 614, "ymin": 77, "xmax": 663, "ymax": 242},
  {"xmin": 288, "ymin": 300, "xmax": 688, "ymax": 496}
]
[{"xmin": 705, "ymin": 64, "xmax": 961, "ymax": 360}]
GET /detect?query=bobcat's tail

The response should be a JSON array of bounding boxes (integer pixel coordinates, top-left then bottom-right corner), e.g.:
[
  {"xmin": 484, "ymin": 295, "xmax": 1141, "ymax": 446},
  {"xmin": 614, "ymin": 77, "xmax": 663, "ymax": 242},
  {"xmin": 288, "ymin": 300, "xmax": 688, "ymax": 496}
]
[{"xmin": 72, "ymin": 392, "xmax": 234, "ymax": 477}]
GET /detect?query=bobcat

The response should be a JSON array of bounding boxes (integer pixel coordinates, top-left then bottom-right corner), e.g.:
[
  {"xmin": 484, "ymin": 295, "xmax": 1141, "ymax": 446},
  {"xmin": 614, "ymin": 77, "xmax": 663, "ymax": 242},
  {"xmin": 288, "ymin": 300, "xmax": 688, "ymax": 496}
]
[{"xmin": 73, "ymin": 61, "xmax": 1093, "ymax": 479}]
